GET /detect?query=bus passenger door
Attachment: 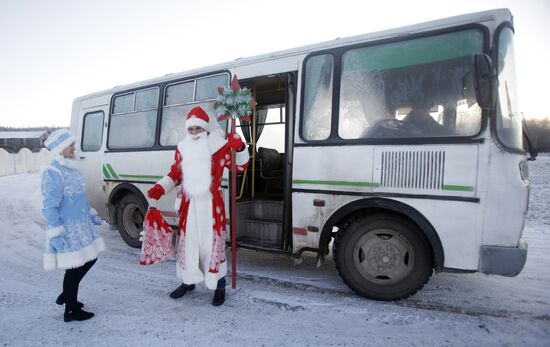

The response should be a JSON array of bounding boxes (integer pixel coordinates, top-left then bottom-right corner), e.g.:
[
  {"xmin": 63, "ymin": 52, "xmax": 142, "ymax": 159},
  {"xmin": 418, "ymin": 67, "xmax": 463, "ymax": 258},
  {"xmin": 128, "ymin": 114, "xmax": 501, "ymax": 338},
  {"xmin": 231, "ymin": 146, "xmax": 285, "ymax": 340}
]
[
  {"xmin": 76, "ymin": 100, "xmax": 110, "ymax": 218},
  {"xmin": 231, "ymin": 72, "xmax": 295, "ymax": 252}
]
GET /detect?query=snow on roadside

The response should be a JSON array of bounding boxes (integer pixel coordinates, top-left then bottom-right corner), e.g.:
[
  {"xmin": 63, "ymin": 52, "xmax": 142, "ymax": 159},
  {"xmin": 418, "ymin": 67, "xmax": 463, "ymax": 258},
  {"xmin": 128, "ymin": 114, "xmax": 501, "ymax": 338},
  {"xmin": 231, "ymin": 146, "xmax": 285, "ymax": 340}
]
[{"xmin": 0, "ymin": 157, "xmax": 548, "ymax": 346}]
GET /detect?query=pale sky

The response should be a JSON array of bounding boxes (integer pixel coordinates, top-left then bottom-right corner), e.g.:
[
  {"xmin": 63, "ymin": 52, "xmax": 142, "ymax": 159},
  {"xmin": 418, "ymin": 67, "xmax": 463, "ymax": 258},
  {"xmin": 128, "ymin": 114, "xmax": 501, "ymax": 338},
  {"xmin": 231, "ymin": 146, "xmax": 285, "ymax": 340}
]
[{"xmin": 1, "ymin": 0, "xmax": 548, "ymax": 127}]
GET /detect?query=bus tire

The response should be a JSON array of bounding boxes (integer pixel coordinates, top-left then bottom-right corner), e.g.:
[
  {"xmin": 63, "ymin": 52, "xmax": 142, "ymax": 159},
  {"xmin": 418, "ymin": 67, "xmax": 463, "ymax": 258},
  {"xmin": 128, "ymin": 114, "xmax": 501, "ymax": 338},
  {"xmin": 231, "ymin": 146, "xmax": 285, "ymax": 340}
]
[
  {"xmin": 116, "ymin": 194, "xmax": 146, "ymax": 248},
  {"xmin": 333, "ymin": 213, "xmax": 433, "ymax": 300}
]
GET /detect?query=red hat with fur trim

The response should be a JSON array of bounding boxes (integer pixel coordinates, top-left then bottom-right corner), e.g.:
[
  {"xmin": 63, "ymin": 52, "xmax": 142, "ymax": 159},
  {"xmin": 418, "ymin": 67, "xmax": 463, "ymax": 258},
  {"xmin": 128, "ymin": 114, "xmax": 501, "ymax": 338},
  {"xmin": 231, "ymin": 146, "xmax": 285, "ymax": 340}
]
[{"xmin": 186, "ymin": 106, "xmax": 210, "ymax": 131}]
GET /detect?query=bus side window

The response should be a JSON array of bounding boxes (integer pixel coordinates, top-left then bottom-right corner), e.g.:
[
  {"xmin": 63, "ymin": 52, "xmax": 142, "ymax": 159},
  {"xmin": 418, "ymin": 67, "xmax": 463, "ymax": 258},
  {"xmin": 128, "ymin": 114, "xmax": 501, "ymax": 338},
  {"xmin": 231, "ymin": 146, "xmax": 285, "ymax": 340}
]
[
  {"xmin": 337, "ymin": 29, "xmax": 484, "ymax": 140},
  {"xmin": 196, "ymin": 74, "xmax": 228, "ymax": 101},
  {"xmin": 81, "ymin": 111, "xmax": 104, "ymax": 152},
  {"xmin": 160, "ymin": 102, "xmax": 220, "ymax": 146},
  {"xmin": 160, "ymin": 74, "xmax": 229, "ymax": 146},
  {"xmin": 109, "ymin": 88, "xmax": 159, "ymax": 149},
  {"xmin": 302, "ymin": 54, "xmax": 333, "ymax": 141}
]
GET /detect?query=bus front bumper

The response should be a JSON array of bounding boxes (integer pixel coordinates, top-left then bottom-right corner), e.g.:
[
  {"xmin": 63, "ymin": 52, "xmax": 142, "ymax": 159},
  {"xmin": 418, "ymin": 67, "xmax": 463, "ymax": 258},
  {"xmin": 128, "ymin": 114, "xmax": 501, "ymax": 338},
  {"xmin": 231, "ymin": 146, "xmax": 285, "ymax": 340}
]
[{"xmin": 479, "ymin": 239, "xmax": 528, "ymax": 277}]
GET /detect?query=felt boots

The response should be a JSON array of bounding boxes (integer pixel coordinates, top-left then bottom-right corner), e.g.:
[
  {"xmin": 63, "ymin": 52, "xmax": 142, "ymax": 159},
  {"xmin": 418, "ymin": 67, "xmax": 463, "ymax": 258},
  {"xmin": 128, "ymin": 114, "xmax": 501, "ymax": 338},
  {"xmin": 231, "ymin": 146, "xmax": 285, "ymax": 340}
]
[
  {"xmin": 169, "ymin": 283, "xmax": 196, "ymax": 299},
  {"xmin": 64, "ymin": 307, "xmax": 94, "ymax": 322}
]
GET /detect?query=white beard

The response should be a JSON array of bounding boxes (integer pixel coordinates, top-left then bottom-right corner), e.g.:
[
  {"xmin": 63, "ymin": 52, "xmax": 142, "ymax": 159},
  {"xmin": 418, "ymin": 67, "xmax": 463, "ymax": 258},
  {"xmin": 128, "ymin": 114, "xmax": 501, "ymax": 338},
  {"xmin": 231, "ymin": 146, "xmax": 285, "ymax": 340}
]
[{"xmin": 181, "ymin": 133, "xmax": 212, "ymax": 198}]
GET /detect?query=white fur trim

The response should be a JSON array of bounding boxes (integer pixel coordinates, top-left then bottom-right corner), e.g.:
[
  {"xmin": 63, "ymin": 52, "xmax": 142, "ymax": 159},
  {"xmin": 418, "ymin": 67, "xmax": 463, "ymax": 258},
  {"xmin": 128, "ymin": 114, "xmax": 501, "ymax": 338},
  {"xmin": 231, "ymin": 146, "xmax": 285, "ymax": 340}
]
[
  {"xmin": 53, "ymin": 155, "xmax": 80, "ymax": 170},
  {"xmin": 157, "ymin": 176, "xmax": 176, "ymax": 193},
  {"xmin": 176, "ymin": 262, "xmax": 205, "ymax": 284},
  {"xmin": 176, "ymin": 262, "xmax": 227, "ymax": 290},
  {"xmin": 175, "ymin": 193, "xmax": 219, "ymax": 286},
  {"xmin": 235, "ymin": 143, "xmax": 249, "ymax": 166},
  {"xmin": 44, "ymin": 253, "xmax": 57, "ymax": 271},
  {"xmin": 43, "ymin": 237, "xmax": 106, "ymax": 271},
  {"xmin": 208, "ymin": 130, "xmax": 227, "ymax": 154},
  {"xmin": 174, "ymin": 196, "xmax": 182, "ymax": 210},
  {"xmin": 204, "ymin": 261, "xmax": 227, "ymax": 290},
  {"xmin": 45, "ymin": 130, "xmax": 75, "ymax": 155},
  {"xmin": 185, "ymin": 117, "xmax": 209, "ymax": 130},
  {"xmin": 45, "ymin": 226, "xmax": 64, "ymax": 240}
]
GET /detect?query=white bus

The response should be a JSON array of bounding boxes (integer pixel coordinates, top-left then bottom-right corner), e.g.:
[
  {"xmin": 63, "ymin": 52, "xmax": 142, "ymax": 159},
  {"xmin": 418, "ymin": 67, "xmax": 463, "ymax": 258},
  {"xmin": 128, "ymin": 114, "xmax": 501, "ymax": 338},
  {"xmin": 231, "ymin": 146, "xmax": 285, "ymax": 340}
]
[{"xmin": 71, "ymin": 8, "xmax": 533, "ymax": 300}]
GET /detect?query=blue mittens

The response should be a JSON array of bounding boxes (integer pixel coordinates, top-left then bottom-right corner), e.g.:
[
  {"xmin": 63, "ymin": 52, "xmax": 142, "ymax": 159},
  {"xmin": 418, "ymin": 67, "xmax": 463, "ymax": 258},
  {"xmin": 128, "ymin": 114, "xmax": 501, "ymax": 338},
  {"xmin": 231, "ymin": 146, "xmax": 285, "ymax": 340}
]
[
  {"xmin": 50, "ymin": 235, "xmax": 66, "ymax": 251},
  {"xmin": 89, "ymin": 208, "xmax": 105, "ymax": 226},
  {"xmin": 91, "ymin": 215, "xmax": 104, "ymax": 226}
]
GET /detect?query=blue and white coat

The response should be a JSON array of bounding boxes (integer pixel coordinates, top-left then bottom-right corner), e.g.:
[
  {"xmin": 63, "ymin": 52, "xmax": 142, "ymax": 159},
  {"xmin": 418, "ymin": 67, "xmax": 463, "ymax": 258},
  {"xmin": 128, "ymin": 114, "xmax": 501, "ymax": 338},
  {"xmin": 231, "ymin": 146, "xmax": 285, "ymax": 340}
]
[{"xmin": 42, "ymin": 156, "xmax": 106, "ymax": 270}]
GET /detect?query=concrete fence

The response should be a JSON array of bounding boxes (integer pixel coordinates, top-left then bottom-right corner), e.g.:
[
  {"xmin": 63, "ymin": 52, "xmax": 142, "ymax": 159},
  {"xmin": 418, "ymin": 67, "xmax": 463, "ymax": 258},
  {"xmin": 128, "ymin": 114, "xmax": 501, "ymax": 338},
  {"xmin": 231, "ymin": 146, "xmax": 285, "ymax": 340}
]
[{"xmin": 0, "ymin": 148, "xmax": 51, "ymax": 177}]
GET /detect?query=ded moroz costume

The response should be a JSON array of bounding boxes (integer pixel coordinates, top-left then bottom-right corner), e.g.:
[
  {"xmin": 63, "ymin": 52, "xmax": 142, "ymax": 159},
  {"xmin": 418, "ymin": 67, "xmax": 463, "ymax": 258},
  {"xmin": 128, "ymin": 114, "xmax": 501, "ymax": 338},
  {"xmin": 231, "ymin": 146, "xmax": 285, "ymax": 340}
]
[{"xmin": 147, "ymin": 106, "xmax": 249, "ymax": 306}]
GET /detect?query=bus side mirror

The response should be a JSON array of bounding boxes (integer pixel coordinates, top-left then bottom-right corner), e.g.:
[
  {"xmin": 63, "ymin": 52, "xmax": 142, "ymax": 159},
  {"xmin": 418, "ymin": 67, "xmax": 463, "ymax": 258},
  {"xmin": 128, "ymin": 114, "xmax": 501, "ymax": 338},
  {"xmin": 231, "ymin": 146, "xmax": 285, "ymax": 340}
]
[{"xmin": 474, "ymin": 53, "xmax": 495, "ymax": 109}]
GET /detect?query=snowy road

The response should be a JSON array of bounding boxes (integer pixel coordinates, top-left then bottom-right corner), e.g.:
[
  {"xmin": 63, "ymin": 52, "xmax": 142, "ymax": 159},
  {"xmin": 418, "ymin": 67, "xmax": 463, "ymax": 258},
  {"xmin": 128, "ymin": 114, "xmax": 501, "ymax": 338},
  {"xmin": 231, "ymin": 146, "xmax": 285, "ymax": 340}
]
[{"xmin": 0, "ymin": 156, "xmax": 549, "ymax": 346}]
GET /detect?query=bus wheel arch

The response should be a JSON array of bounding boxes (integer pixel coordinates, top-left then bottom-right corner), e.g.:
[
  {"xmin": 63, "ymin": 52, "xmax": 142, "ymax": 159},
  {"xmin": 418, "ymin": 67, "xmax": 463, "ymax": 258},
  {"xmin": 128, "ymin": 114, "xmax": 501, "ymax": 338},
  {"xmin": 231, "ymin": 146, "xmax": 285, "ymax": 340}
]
[
  {"xmin": 321, "ymin": 198, "xmax": 443, "ymax": 270},
  {"xmin": 108, "ymin": 183, "xmax": 149, "ymax": 248},
  {"xmin": 320, "ymin": 199, "xmax": 444, "ymax": 300}
]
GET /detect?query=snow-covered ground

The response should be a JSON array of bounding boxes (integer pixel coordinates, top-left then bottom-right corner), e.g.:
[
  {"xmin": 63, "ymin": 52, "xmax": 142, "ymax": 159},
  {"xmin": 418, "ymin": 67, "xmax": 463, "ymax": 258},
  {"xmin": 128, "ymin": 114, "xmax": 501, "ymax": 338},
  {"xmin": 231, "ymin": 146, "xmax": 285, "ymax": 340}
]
[{"xmin": 0, "ymin": 156, "xmax": 549, "ymax": 346}]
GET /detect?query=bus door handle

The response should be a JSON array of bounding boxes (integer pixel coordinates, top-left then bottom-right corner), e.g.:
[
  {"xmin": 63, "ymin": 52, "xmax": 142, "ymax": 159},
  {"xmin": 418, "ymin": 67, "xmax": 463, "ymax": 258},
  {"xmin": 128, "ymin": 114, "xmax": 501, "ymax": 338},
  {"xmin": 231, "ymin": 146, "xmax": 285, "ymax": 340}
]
[{"xmin": 80, "ymin": 156, "xmax": 86, "ymax": 160}]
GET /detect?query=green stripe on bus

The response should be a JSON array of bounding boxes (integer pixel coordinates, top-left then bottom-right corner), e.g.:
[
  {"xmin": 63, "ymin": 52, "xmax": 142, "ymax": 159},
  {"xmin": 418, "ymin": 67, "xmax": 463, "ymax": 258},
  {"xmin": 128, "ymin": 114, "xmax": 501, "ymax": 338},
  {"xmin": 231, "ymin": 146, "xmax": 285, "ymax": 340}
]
[
  {"xmin": 443, "ymin": 185, "xmax": 474, "ymax": 192},
  {"xmin": 293, "ymin": 179, "xmax": 380, "ymax": 187},
  {"xmin": 118, "ymin": 174, "xmax": 163, "ymax": 180},
  {"xmin": 102, "ymin": 165, "xmax": 111, "ymax": 179},
  {"xmin": 105, "ymin": 164, "xmax": 118, "ymax": 179}
]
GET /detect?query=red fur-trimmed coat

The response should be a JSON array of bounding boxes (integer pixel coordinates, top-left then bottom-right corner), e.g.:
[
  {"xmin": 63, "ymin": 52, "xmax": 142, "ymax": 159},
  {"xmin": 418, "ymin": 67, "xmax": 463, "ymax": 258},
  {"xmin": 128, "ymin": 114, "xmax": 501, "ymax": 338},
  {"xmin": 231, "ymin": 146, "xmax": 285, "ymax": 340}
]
[{"xmin": 156, "ymin": 130, "xmax": 249, "ymax": 289}]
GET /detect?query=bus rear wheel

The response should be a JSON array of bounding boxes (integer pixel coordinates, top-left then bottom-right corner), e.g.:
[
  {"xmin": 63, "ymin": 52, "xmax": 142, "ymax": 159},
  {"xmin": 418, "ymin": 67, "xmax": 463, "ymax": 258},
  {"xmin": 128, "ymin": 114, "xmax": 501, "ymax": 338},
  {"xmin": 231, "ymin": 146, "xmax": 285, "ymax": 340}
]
[
  {"xmin": 333, "ymin": 213, "xmax": 433, "ymax": 300},
  {"xmin": 116, "ymin": 194, "xmax": 146, "ymax": 248}
]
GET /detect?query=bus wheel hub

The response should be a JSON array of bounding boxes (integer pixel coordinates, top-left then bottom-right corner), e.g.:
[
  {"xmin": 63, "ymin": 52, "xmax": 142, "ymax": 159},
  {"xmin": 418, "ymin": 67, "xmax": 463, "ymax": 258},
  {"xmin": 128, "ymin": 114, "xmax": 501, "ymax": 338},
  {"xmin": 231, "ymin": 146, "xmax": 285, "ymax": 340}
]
[{"xmin": 355, "ymin": 231, "xmax": 415, "ymax": 283}]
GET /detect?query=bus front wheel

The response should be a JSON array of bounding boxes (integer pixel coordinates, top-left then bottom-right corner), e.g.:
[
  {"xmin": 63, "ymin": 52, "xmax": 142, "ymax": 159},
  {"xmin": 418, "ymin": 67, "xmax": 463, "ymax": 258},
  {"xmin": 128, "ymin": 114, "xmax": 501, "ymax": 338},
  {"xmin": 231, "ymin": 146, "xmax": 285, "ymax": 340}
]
[
  {"xmin": 116, "ymin": 194, "xmax": 146, "ymax": 248},
  {"xmin": 333, "ymin": 213, "xmax": 433, "ymax": 300}
]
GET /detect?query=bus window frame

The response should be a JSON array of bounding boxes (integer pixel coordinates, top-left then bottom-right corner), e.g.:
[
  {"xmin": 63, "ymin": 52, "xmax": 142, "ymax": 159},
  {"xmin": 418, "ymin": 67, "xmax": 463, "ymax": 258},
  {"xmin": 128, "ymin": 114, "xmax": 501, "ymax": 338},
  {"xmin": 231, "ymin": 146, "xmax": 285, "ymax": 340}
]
[
  {"xmin": 163, "ymin": 79, "xmax": 196, "ymax": 107},
  {"xmin": 107, "ymin": 86, "xmax": 160, "ymax": 150},
  {"xmin": 158, "ymin": 72, "xmax": 230, "ymax": 148},
  {"xmin": 105, "ymin": 70, "xmax": 230, "ymax": 153},
  {"xmin": 81, "ymin": 111, "xmax": 105, "ymax": 152},
  {"xmin": 491, "ymin": 22, "xmax": 526, "ymax": 155},
  {"xmin": 298, "ymin": 23, "xmax": 490, "ymax": 147}
]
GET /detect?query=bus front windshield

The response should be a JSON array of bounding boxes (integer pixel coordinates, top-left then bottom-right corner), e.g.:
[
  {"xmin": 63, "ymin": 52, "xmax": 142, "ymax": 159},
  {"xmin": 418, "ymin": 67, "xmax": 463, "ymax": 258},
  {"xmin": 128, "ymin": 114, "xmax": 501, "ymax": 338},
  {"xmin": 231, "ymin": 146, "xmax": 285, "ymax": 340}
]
[{"xmin": 495, "ymin": 27, "xmax": 522, "ymax": 151}]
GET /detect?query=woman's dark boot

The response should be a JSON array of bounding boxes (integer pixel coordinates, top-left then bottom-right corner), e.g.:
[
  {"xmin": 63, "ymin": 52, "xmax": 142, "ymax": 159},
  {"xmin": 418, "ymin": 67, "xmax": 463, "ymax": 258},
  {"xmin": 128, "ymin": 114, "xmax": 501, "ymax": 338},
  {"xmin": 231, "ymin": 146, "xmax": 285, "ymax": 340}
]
[
  {"xmin": 169, "ymin": 283, "xmax": 195, "ymax": 299},
  {"xmin": 212, "ymin": 289, "xmax": 225, "ymax": 306},
  {"xmin": 64, "ymin": 307, "xmax": 94, "ymax": 322},
  {"xmin": 56, "ymin": 293, "xmax": 84, "ymax": 308}
]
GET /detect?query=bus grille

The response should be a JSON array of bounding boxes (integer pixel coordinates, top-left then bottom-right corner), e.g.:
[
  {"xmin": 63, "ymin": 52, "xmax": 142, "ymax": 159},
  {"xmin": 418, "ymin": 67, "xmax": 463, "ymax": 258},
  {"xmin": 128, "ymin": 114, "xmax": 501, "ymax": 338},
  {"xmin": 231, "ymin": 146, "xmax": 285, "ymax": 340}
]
[{"xmin": 380, "ymin": 150, "xmax": 445, "ymax": 190}]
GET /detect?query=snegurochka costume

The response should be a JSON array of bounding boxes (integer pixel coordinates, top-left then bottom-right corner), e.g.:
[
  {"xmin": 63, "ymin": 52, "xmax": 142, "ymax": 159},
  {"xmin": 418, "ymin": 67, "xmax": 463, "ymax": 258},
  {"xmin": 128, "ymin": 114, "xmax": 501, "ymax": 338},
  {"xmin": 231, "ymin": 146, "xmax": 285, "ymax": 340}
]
[
  {"xmin": 41, "ymin": 128, "xmax": 105, "ymax": 322},
  {"xmin": 42, "ymin": 131, "xmax": 105, "ymax": 271}
]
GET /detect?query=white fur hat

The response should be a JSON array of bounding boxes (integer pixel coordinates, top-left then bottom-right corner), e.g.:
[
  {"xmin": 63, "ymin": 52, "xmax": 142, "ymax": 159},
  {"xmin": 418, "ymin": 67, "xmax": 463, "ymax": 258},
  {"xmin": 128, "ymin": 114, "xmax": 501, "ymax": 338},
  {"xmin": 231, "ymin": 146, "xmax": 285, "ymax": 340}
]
[{"xmin": 44, "ymin": 129, "xmax": 75, "ymax": 155}]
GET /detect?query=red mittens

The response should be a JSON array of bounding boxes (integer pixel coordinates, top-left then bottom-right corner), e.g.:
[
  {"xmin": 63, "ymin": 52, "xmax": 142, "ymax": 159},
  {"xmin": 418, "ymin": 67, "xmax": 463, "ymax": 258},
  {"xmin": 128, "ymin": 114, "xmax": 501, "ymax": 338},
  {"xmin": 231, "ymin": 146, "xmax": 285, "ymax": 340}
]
[
  {"xmin": 147, "ymin": 184, "xmax": 165, "ymax": 200},
  {"xmin": 227, "ymin": 132, "xmax": 244, "ymax": 151}
]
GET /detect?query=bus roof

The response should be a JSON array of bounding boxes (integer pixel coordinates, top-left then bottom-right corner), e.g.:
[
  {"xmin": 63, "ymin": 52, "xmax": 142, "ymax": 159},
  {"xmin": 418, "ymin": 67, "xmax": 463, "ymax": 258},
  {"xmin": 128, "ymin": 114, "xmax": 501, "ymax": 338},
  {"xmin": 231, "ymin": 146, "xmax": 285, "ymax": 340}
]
[{"xmin": 74, "ymin": 8, "xmax": 511, "ymax": 102}]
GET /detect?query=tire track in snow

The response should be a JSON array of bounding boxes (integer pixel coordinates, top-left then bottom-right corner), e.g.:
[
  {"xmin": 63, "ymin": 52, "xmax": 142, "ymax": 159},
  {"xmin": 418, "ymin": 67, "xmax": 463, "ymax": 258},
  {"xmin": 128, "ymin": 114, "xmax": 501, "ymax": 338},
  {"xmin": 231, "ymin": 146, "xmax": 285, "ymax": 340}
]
[{"xmin": 237, "ymin": 272, "xmax": 550, "ymax": 322}]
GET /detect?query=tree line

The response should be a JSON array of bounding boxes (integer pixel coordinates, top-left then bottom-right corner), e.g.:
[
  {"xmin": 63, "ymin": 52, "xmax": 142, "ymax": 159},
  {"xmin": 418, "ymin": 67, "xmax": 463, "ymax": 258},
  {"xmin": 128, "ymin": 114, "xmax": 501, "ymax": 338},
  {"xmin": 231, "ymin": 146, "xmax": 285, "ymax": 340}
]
[{"xmin": 525, "ymin": 118, "xmax": 550, "ymax": 153}]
